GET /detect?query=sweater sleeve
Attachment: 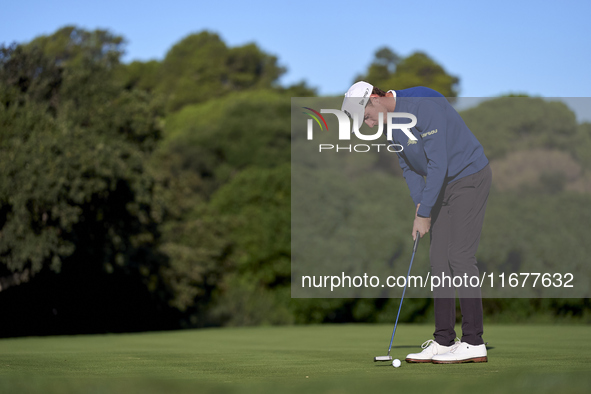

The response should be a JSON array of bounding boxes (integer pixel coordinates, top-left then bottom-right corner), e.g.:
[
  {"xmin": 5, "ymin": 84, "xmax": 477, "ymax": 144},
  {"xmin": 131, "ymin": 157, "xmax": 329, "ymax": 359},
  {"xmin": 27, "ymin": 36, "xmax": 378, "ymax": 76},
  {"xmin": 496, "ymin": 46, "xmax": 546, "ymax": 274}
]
[
  {"xmin": 416, "ymin": 101, "xmax": 448, "ymax": 218},
  {"xmin": 396, "ymin": 151, "xmax": 425, "ymax": 206}
]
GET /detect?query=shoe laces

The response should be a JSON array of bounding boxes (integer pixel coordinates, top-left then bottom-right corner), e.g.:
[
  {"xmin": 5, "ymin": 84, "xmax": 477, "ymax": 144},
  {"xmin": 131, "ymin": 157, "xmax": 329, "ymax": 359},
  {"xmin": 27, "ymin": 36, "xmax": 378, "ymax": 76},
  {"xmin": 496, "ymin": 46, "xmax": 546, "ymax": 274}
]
[
  {"xmin": 449, "ymin": 338, "xmax": 463, "ymax": 353},
  {"xmin": 421, "ymin": 339, "xmax": 435, "ymax": 349},
  {"xmin": 421, "ymin": 337, "xmax": 460, "ymax": 350}
]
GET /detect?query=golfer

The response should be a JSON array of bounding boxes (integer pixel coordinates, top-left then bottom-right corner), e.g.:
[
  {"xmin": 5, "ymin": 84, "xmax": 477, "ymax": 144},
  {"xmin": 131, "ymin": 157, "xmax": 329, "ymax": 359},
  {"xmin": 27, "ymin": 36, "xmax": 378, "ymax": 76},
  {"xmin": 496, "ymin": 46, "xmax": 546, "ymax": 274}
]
[{"xmin": 342, "ymin": 82, "xmax": 492, "ymax": 364}]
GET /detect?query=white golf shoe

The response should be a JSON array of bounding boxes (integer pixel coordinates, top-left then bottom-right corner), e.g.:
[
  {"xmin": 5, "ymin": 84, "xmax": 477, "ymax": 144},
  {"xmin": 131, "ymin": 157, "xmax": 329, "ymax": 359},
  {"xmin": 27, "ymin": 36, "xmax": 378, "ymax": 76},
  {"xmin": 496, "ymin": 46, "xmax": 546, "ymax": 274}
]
[
  {"xmin": 431, "ymin": 341, "xmax": 487, "ymax": 364},
  {"xmin": 405, "ymin": 339, "xmax": 453, "ymax": 363}
]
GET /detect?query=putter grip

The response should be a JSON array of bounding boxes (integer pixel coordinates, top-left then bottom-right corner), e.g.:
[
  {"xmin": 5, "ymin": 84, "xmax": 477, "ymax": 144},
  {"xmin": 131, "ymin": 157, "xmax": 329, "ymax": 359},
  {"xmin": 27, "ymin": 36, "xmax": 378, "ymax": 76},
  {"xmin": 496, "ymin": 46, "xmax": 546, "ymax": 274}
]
[{"xmin": 412, "ymin": 231, "xmax": 420, "ymax": 254}]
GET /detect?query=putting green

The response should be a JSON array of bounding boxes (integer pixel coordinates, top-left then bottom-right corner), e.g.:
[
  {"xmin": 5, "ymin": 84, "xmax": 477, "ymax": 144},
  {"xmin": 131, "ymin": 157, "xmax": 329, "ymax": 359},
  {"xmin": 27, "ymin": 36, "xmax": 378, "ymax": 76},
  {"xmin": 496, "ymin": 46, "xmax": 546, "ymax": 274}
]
[{"xmin": 0, "ymin": 324, "xmax": 589, "ymax": 393}]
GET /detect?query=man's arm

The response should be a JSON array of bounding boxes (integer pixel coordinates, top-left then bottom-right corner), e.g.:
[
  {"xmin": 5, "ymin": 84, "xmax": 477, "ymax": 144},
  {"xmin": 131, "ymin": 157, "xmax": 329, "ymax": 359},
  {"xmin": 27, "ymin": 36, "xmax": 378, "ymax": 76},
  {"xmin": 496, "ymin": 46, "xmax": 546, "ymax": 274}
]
[
  {"xmin": 395, "ymin": 151, "xmax": 425, "ymax": 206},
  {"xmin": 415, "ymin": 100, "xmax": 448, "ymax": 219},
  {"xmin": 396, "ymin": 151, "xmax": 431, "ymax": 241}
]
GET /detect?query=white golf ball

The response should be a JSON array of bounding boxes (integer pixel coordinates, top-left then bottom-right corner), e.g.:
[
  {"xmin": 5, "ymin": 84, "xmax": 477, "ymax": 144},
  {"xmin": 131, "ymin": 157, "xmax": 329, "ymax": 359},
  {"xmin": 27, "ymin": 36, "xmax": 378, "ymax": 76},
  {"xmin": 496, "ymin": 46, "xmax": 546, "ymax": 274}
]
[{"xmin": 392, "ymin": 359, "xmax": 401, "ymax": 368}]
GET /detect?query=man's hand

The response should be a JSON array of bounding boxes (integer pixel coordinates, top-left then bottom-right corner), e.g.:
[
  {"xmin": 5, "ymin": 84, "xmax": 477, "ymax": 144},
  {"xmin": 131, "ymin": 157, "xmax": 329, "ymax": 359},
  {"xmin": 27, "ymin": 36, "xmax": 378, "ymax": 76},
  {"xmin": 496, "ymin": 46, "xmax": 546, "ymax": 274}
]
[{"xmin": 413, "ymin": 204, "xmax": 431, "ymax": 240}]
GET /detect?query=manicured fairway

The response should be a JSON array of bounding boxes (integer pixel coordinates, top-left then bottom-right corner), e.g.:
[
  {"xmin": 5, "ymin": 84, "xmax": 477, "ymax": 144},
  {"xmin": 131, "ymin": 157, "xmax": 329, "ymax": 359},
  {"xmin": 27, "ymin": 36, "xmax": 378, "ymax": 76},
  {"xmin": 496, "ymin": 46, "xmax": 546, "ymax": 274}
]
[{"xmin": 0, "ymin": 324, "xmax": 589, "ymax": 393}]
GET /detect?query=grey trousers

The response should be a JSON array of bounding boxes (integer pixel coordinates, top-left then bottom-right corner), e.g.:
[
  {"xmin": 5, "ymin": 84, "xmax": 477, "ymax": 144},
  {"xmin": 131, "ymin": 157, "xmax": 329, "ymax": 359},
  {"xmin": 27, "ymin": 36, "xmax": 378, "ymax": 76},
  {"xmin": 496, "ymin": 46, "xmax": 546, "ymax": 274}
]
[{"xmin": 429, "ymin": 164, "xmax": 492, "ymax": 346}]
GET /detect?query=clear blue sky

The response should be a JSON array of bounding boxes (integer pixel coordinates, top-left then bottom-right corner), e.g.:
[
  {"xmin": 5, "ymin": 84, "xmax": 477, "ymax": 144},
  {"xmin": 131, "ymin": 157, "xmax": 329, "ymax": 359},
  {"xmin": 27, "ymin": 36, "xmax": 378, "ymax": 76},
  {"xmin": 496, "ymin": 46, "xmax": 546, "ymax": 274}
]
[{"xmin": 2, "ymin": 0, "xmax": 590, "ymax": 98}]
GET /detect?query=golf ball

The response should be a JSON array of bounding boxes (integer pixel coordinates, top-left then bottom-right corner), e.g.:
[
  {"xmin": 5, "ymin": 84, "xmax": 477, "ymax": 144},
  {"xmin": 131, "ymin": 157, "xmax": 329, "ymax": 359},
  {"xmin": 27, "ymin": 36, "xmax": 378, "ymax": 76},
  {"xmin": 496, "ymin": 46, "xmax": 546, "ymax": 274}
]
[{"xmin": 392, "ymin": 359, "xmax": 401, "ymax": 368}]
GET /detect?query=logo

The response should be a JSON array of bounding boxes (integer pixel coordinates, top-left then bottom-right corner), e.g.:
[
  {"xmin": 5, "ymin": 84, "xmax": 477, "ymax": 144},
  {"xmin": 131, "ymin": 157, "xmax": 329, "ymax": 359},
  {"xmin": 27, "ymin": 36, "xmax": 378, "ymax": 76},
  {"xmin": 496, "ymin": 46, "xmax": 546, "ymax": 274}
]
[
  {"xmin": 302, "ymin": 107, "xmax": 329, "ymax": 131},
  {"xmin": 303, "ymin": 108, "xmax": 418, "ymax": 153},
  {"xmin": 359, "ymin": 87, "xmax": 370, "ymax": 106},
  {"xmin": 420, "ymin": 129, "xmax": 438, "ymax": 138}
]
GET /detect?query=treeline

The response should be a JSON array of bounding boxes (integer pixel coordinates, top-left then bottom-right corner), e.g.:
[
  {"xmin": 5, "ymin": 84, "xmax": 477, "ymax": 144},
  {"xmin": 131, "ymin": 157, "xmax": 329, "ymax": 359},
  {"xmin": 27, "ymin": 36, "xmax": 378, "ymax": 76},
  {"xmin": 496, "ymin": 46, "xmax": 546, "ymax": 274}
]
[{"xmin": 0, "ymin": 27, "xmax": 589, "ymax": 337}]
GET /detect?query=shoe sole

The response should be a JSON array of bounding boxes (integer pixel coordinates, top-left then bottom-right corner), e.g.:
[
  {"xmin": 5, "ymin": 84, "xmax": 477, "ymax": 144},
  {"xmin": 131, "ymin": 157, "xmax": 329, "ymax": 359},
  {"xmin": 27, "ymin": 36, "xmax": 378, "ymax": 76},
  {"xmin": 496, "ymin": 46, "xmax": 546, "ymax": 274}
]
[
  {"xmin": 432, "ymin": 356, "xmax": 488, "ymax": 364},
  {"xmin": 405, "ymin": 358, "xmax": 434, "ymax": 363}
]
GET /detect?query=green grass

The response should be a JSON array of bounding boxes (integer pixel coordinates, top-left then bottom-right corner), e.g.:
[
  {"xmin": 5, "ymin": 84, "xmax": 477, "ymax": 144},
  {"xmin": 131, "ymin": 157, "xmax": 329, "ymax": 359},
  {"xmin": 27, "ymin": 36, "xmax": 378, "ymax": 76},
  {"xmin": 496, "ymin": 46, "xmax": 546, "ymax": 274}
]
[{"xmin": 0, "ymin": 324, "xmax": 589, "ymax": 393}]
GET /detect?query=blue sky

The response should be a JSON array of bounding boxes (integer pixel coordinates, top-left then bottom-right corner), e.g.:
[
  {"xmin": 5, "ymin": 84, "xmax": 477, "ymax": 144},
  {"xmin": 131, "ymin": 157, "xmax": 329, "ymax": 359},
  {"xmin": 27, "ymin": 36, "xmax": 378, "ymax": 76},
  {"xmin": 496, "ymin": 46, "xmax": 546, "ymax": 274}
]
[{"xmin": 2, "ymin": 0, "xmax": 590, "ymax": 99}]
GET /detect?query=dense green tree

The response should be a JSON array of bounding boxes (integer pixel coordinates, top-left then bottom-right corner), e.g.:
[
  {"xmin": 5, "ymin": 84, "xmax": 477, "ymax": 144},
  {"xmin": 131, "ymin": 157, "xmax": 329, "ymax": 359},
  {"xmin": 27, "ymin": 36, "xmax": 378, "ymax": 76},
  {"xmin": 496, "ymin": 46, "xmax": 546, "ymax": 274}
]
[
  {"xmin": 116, "ymin": 60, "xmax": 161, "ymax": 93},
  {"xmin": 153, "ymin": 164, "xmax": 292, "ymax": 325},
  {"xmin": 25, "ymin": 26, "xmax": 124, "ymax": 70},
  {"xmin": 0, "ymin": 28, "xmax": 177, "ymax": 336},
  {"xmin": 206, "ymin": 164, "xmax": 292, "ymax": 325},
  {"xmin": 155, "ymin": 90, "xmax": 291, "ymax": 196},
  {"xmin": 2, "ymin": 25, "xmax": 590, "ymax": 335},
  {"xmin": 354, "ymin": 47, "xmax": 400, "ymax": 87},
  {"xmin": 573, "ymin": 122, "xmax": 591, "ymax": 171},
  {"xmin": 356, "ymin": 48, "xmax": 459, "ymax": 97},
  {"xmin": 115, "ymin": 35, "xmax": 315, "ymax": 110},
  {"xmin": 0, "ymin": 33, "xmax": 161, "ymax": 281},
  {"xmin": 149, "ymin": 91, "xmax": 293, "ymax": 321},
  {"xmin": 155, "ymin": 31, "xmax": 286, "ymax": 112},
  {"xmin": 460, "ymin": 97, "xmax": 578, "ymax": 160}
]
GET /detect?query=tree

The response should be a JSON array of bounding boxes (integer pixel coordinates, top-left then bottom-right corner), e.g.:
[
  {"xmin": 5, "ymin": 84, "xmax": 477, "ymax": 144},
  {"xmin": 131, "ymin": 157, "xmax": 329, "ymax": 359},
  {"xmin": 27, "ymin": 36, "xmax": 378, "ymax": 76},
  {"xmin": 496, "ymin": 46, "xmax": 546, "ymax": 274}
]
[
  {"xmin": 148, "ymin": 90, "xmax": 293, "ymax": 323},
  {"xmin": 356, "ymin": 48, "xmax": 459, "ymax": 97},
  {"xmin": 0, "ymin": 30, "xmax": 167, "ymax": 333},
  {"xmin": 116, "ymin": 60, "xmax": 161, "ymax": 93},
  {"xmin": 199, "ymin": 164, "xmax": 292, "ymax": 326},
  {"xmin": 156, "ymin": 31, "xmax": 286, "ymax": 112},
  {"xmin": 573, "ymin": 122, "xmax": 591, "ymax": 171},
  {"xmin": 0, "ymin": 39, "xmax": 160, "ymax": 268},
  {"xmin": 355, "ymin": 47, "xmax": 400, "ymax": 87},
  {"xmin": 25, "ymin": 25, "xmax": 125, "ymax": 70},
  {"xmin": 460, "ymin": 97, "xmax": 578, "ymax": 160},
  {"xmin": 155, "ymin": 90, "xmax": 292, "ymax": 199}
]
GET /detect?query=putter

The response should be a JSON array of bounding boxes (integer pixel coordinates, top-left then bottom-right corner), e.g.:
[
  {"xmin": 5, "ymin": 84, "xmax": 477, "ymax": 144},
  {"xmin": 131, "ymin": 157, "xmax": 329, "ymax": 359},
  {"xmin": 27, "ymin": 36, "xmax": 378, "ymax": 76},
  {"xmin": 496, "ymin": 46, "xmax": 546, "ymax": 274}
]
[{"xmin": 374, "ymin": 231, "xmax": 420, "ymax": 362}]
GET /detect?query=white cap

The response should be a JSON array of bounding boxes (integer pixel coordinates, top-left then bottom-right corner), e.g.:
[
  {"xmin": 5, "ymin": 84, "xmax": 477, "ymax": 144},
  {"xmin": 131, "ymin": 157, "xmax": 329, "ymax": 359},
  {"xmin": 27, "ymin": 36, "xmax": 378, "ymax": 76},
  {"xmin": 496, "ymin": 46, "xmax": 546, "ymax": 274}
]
[{"xmin": 341, "ymin": 81, "xmax": 373, "ymax": 122}]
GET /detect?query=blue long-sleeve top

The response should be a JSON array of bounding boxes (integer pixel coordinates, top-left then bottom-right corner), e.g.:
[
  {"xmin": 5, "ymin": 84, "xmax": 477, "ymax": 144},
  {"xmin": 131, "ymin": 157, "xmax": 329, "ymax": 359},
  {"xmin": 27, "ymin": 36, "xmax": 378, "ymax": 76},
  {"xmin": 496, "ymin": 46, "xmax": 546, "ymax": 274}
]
[{"xmin": 388, "ymin": 87, "xmax": 489, "ymax": 218}]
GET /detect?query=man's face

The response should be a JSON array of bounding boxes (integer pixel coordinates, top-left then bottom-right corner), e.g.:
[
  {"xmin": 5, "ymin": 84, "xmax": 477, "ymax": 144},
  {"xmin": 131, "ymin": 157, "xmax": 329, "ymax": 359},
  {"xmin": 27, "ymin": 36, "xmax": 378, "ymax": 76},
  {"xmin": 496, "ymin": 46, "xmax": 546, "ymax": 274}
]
[{"xmin": 363, "ymin": 96, "xmax": 391, "ymax": 128}]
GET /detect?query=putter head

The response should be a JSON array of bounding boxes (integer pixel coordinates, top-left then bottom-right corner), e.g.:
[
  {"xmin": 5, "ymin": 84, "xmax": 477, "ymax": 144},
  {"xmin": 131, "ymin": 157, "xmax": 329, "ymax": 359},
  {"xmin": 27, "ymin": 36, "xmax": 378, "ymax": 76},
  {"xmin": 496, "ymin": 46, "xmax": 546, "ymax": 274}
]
[{"xmin": 374, "ymin": 356, "xmax": 393, "ymax": 362}]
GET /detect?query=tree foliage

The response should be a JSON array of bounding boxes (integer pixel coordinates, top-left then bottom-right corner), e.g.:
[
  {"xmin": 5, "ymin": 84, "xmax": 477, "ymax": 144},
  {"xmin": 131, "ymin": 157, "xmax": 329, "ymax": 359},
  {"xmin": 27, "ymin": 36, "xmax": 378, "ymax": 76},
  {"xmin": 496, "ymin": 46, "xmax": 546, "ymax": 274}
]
[
  {"xmin": 148, "ymin": 91, "xmax": 292, "ymax": 322},
  {"xmin": 26, "ymin": 26, "xmax": 125, "ymax": 70},
  {"xmin": 357, "ymin": 48, "xmax": 459, "ymax": 97},
  {"xmin": 154, "ymin": 32, "xmax": 286, "ymax": 112},
  {"xmin": 0, "ymin": 30, "xmax": 161, "ymax": 279},
  {"xmin": 461, "ymin": 97, "xmax": 578, "ymax": 160},
  {"xmin": 573, "ymin": 122, "xmax": 591, "ymax": 171},
  {"xmin": 1, "ymin": 26, "xmax": 590, "ymax": 336}
]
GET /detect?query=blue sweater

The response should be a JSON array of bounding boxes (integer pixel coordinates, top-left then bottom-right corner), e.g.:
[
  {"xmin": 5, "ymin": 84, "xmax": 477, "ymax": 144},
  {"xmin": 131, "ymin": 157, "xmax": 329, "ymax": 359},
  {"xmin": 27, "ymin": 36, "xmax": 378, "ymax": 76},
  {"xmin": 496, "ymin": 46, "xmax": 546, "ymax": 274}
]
[{"xmin": 389, "ymin": 87, "xmax": 489, "ymax": 218}]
